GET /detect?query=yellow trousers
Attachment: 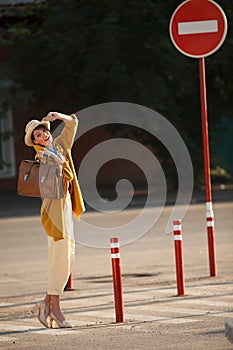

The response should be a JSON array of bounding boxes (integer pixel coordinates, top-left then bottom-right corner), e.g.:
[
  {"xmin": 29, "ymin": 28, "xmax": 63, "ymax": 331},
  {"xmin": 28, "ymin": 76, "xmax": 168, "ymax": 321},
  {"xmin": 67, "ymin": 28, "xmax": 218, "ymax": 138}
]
[{"xmin": 47, "ymin": 192, "xmax": 75, "ymax": 295}]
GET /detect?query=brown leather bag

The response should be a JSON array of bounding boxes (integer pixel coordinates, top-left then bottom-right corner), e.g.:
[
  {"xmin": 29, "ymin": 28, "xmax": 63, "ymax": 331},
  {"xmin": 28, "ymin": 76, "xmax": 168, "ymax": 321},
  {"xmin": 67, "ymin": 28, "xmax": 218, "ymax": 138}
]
[{"xmin": 17, "ymin": 160, "xmax": 65, "ymax": 199}]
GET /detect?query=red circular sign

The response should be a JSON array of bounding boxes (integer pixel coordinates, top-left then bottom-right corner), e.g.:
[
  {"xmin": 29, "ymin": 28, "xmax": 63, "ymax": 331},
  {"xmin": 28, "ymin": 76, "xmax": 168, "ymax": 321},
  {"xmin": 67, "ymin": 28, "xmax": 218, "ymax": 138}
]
[{"xmin": 169, "ymin": 0, "xmax": 227, "ymax": 58}]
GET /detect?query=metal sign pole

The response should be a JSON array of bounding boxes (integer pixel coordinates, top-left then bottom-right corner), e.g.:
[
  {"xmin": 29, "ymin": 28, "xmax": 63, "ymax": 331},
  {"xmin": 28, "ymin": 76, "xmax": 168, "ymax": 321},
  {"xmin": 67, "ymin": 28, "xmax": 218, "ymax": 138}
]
[{"xmin": 198, "ymin": 57, "xmax": 217, "ymax": 277}]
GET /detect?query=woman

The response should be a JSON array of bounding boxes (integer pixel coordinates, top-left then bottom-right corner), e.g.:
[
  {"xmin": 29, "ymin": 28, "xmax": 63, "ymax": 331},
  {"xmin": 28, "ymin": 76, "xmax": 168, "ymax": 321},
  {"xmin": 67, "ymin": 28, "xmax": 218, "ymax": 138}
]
[{"xmin": 24, "ymin": 111, "xmax": 85, "ymax": 328}]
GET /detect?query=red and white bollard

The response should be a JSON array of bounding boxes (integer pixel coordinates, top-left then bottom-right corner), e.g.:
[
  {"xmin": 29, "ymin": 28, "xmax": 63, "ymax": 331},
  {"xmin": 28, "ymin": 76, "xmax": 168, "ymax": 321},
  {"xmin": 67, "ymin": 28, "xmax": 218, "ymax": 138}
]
[
  {"xmin": 206, "ymin": 201, "xmax": 217, "ymax": 276},
  {"xmin": 64, "ymin": 272, "xmax": 74, "ymax": 291},
  {"xmin": 173, "ymin": 220, "xmax": 185, "ymax": 296},
  {"xmin": 110, "ymin": 237, "xmax": 124, "ymax": 323}
]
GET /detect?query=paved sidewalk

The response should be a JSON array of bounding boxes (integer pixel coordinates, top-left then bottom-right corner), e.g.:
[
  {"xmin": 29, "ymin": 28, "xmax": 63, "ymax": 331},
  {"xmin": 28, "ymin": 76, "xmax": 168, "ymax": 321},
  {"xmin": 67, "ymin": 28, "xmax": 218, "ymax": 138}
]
[
  {"xmin": 0, "ymin": 187, "xmax": 232, "ymax": 217},
  {"xmin": 0, "ymin": 202, "xmax": 233, "ymax": 349}
]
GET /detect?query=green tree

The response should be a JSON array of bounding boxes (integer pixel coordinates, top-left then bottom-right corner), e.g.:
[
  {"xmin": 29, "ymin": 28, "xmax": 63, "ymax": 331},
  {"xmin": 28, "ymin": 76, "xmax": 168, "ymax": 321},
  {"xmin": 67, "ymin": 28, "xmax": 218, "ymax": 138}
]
[{"xmin": 1, "ymin": 0, "xmax": 232, "ymax": 184}]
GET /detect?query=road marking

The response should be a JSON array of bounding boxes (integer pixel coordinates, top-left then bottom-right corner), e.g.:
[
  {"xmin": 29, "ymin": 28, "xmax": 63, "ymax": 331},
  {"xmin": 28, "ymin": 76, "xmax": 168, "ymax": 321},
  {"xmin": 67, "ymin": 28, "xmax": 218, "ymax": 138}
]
[
  {"xmin": 0, "ymin": 302, "xmax": 14, "ymax": 307},
  {"xmin": 75, "ymin": 310, "xmax": 199, "ymax": 324},
  {"xmin": 0, "ymin": 336, "xmax": 17, "ymax": 342},
  {"xmin": 1, "ymin": 300, "xmax": 231, "ymax": 335},
  {"xmin": 124, "ymin": 313, "xmax": 200, "ymax": 324},
  {"xmin": 141, "ymin": 305, "xmax": 233, "ymax": 318},
  {"xmin": 177, "ymin": 299, "xmax": 232, "ymax": 308},
  {"xmin": 0, "ymin": 323, "xmax": 81, "ymax": 335},
  {"xmin": 178, "ymin": 20, "xmax": 218, "ymax": 35}
]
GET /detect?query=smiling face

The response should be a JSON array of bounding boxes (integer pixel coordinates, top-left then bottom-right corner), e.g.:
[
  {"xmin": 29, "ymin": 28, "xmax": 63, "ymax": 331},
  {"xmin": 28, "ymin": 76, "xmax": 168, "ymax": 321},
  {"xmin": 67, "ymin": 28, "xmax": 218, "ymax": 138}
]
[{"xmin": 32, "ymin": 126, "xmax": 53, "ymax": 147}]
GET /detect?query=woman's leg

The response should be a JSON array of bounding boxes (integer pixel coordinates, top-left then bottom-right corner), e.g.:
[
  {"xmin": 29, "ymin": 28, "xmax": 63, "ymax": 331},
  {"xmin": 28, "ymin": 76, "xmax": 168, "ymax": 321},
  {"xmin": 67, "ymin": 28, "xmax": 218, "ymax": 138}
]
[
  {"xmin": 48, "ymin": 294, "xmax": 73, "ymax": 328},
  {"xmin": 47, "ymin": 193, "xmax": 75, "ymax": 326},
  {"xmin": 50, "ymin": 295, "xmax": 65, "ymax": 322},
  {"xmin": 44, "ymin": 293, "xmax": 51, "ymax": 317}
]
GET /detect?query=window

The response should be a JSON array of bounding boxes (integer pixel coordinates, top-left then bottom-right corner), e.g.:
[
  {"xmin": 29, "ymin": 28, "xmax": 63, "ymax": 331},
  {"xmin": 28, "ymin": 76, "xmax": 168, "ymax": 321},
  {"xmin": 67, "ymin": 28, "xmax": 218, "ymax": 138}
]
[{"xmin": 0, "ymin": 105, "xmax": 15, "ymax": 179}]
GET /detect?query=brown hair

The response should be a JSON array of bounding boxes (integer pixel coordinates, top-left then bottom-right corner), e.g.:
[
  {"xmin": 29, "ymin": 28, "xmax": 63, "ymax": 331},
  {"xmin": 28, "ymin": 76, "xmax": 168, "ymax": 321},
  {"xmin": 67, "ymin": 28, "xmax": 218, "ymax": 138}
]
[{"xmin": 31, "ymin": 125, "xmax": 50, "ymax": 144}]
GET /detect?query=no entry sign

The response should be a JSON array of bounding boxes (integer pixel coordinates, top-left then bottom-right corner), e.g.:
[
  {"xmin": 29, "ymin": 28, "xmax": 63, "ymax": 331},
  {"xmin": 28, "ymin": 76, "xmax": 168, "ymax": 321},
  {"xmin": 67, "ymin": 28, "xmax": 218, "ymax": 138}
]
[
  {"xmin": 169, "ymin": 0, "xmax": 227, "ymax": 58},
  {"xmin": 169, "ymin": 0, "xmax": 228, "ymax": 277}
]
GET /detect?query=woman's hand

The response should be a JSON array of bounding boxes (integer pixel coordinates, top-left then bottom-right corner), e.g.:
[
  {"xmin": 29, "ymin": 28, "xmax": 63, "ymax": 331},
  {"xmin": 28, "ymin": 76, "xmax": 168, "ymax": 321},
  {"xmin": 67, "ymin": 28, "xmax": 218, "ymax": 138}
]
[
  {"xmin": 43, "ymin": 112, "xmax": 59, "ymax": 122},
  {"xmin": 42, "ymin": 112, "xmax": 73, "ymax": 122},
  {"xmin": 37, "ymin": 150, "xmax": 45, "ymax": 158},
  {"xmin": 37, "ymin": 150, "xmax": 48, "ymax": 163}
]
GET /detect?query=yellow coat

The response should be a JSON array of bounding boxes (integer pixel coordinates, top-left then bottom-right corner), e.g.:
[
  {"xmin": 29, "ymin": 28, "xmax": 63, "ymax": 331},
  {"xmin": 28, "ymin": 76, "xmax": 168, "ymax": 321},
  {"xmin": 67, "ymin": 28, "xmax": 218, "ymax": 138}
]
[{"xmin": 33, "ymin": 114, "xmax": 85, "ymax": 241}]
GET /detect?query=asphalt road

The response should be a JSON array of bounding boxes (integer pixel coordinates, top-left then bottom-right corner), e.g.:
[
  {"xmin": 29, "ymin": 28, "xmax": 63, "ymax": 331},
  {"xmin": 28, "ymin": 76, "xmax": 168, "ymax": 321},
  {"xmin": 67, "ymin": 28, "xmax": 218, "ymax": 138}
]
[{"xmin": 0, "ymin": 202, "xmax": 233, "ymax": 349}]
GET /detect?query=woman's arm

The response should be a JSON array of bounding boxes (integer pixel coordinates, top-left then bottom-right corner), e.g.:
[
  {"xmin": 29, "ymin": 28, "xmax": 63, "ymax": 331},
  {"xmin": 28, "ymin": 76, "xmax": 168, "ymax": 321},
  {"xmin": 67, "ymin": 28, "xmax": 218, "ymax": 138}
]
[
  {"xmin": 43, "ymin": 112, "xmax": 78, "ymax": 153},
  {"xmin": 42, "ymin": 111, "xmax": 73, "ymax": 123}
]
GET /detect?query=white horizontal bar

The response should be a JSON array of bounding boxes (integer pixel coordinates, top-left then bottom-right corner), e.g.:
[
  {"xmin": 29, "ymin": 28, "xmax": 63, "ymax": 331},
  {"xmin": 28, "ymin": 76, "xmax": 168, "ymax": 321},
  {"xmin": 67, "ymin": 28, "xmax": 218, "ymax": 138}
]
[
  {"xmin": 111, "ymin": 253, "xmax": 120, "ymax": 259},
  {"xmin": 174, "ymin": 235, "xmax": 182, "ymax": 241},
  {"xmin": 206, "ymin": 210, "xmax": 214, "ymax": 218},
  {"xmin": 173, "ymin": 225, "xmax": 182, "ymax": 231},
  {"xmin": 206, "ymin": 202, "xmax": 213, "ymax": 211},
  {"xmin": 207, "ymin": 221, "xmax": 214, "ymax": 227},
  {"xmin": 110, "ymin": 242, "xmax": 120, "ymax": 248},
  {"xmin": 178, "ymin": 20, "xmax": 218, "ymax": 35}
]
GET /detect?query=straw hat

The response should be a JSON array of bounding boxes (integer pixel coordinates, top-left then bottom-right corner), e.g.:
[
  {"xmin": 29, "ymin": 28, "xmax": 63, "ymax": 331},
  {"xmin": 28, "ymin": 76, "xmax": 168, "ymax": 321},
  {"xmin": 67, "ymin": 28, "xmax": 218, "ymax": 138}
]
[{"xmin": 24, "ymin": 119, "xmax": 50, "ymax": 147}]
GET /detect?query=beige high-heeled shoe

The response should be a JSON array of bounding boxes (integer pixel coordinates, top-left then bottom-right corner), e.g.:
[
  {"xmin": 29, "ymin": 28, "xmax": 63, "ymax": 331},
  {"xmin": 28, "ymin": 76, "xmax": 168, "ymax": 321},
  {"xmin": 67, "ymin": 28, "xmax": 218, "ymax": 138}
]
[
  {"xmin": 50, "ymin": 310, "xmax": 74, "ymax": 328},
  {"xmin": 31, "ymin": 302, "xmax": 51, "ymax": 328}
]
